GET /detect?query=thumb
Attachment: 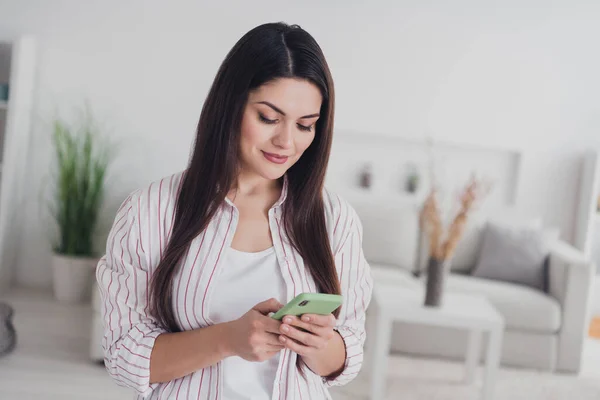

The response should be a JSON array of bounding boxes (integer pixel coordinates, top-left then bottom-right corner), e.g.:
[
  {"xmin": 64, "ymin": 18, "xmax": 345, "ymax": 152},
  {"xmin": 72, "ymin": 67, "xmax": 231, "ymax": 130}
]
[{"xmin": 253, "ymin": 298, "xmax": 284, "ymax": 315}]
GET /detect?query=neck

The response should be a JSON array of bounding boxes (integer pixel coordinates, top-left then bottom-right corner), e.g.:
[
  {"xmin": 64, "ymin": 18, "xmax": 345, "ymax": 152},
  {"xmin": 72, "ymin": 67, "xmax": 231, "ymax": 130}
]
[{"xmin": 231, "ymin": 170, "xmax": 281, "ymax": 198}]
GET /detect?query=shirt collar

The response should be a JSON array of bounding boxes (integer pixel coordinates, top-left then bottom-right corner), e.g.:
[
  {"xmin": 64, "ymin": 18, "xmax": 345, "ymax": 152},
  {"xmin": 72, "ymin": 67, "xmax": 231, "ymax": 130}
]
[{"xmin": 223, "ymin": 174, "xmax": 288, "ymax": 209}]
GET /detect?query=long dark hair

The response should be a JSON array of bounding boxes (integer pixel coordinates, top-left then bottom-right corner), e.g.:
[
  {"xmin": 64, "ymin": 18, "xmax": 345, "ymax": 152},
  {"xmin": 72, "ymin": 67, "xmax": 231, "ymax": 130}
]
[{"xmin": 150, "ymin": 22, "xmax": 339, "ymax": 333}]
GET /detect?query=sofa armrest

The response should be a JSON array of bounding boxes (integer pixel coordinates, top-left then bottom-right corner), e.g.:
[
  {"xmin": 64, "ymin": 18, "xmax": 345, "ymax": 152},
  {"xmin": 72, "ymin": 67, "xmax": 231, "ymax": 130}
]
[{"xmin": 548, "ymin": 240, "xmax": 595, "ymax": 373}]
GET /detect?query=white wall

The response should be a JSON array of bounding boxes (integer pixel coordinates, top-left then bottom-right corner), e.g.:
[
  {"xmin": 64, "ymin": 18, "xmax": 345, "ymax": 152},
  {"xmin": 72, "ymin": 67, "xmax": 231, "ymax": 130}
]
[{"xmin": 0, "ymin": 0, "xmax": 599, "ymax": 289}]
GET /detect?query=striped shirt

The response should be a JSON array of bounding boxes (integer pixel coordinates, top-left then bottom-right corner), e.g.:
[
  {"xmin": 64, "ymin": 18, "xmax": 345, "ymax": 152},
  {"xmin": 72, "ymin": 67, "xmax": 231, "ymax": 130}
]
[{"xmin": 96, "ymin": 171, "xmax": 373, "ymax": 399}]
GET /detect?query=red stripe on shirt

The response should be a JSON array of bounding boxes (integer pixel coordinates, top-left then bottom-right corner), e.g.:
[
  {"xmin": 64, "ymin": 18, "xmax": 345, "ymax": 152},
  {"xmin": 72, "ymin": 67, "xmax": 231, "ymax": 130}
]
[
  {"xmin": 184, "ymin": 231, "xmax": 207, "ymax": 329},
  {"xmin": 121, "ymin": 343, "xmax": 150, "ymax": 360},
  {"xmin": 296, "ymin": 372, "xmax": 304, "ymax": 400},
  {"xmin": 147, "ymin": 183, "xmax": 154, "ymax": 273},
  {"xmin": 200, "ymin": 208, "xmax": 234, "ymax": 325},
  {"xmin": 207, "ymin": 365, "xmax": 213, "ymax": 400},
  {"xmin": 352, "ymin": 235, "xmax": 359, "ymax": 320},
  {"xmin": 158, "ymin": 179, "xmax": 164, "ymax": 259},
  {"xmin": 169, "ymin": 174, "xmax": 185, "ymax": 238},
  {"xmin": 176, "ymin": 245, "xmax": 193, "ymax": 331},
  {"xmin": 163, "ymin": 174, "xmax": 175, "ymax": 240},
  {"xmin": 174, "ymin": 374, "xmax": 185, "ymax": 399},
  {"xmin": 196, "ymin": 369, "xmax": 205, "ymax": 400},
  {"xmin": 116, "ymin": 364, "xmax": 149, "ymax": 379},
  {"xmin": 333, "ymin": 194, "xmax": 343, "ymax": 234},
  {"xmin": 195, "ymin": 214, "xmax": 224, "ymax": 326},
  {"xmin": 106, "ymin": 207, "xmax": 130, "ymax": 331},
  {"xmin": 276, "ymin": 209, "xmax": 295, "ymax": 400}
]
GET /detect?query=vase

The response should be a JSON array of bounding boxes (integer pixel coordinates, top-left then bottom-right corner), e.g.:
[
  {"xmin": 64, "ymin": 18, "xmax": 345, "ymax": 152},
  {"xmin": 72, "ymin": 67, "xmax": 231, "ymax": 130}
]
[
  {"xmin": 424, "ymin": 257, "xmax": 451, "ymax": 307},
  {"xmin": 52, "ymin": 253, "xmax": 98, "ymax": 303}
]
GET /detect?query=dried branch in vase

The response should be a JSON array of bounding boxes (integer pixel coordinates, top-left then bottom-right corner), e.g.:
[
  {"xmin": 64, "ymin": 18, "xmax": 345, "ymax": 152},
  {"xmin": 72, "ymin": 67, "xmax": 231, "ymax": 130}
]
[
  {"xmin": 420, "ymin": 176, "xmax": 491, "ymax": 261},
  {"xmin": 420, "ymin": 190, "xmax": 443, "ymax": 260}
]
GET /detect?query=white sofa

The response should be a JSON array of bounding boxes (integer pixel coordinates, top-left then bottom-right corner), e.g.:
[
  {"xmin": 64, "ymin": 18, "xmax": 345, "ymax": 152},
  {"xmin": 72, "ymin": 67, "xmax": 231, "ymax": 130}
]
[{"xmin": 354, "ymin": 199, "xmax": 595, "ymax": 373}]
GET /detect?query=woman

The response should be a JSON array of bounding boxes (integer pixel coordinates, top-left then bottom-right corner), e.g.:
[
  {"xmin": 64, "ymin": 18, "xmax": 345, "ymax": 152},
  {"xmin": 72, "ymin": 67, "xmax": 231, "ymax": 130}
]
[{"xmin": 97, "ymin": 22, "xmax": 373, "ymax": 400}]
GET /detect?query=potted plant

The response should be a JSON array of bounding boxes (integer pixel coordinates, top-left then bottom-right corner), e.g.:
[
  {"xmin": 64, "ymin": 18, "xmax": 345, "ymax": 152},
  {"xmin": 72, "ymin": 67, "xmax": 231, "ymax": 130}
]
[
  {"xmin": 419, "ymin": 177, "xmax": 490, "ymax": 307},
  {"xmin": 49, "ymin": 106, "xmax": 111, "ymax": 303}
]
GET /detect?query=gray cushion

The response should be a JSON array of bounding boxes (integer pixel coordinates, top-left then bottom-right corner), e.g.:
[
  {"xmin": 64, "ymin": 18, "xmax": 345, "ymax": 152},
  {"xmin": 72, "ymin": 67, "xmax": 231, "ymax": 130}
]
[
  {"xmin": 472, "ymin": 222, "xmax": 559, "ymax": 291},
  {"xmin": 416, "ymin": 208, "xmax": 543, "ymax": 275}
]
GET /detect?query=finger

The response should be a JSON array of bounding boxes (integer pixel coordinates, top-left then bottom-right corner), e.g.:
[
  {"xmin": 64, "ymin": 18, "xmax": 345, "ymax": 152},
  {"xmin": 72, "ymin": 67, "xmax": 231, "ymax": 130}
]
[
  {"xmin": 279, "ymin": 335, "xmax": 311, "ymax": 357},
  {"xmin": 264, "ymin": 343, "xmax": 285, "ymax": 352},
  {"xmin": 280, "ymin": 324, "xmax": 322, "ymax": 348},
  {"xmin": 261, "ymin": 315, "xmax": 283, "ymax": 335},
  {"xmin": 300, "ymin": 313, "xmax": 336, "ymax": 328},
  {"xmin": 253, "ymin": 298, "xmax": 284, "ymax": 315},
  {"xmin": 281, "ymin": 315, "xmax": 325, "ymax": 336},
  {"xmin": 264, "ymin": 332, "xmax": 286, "ymax": 347}
]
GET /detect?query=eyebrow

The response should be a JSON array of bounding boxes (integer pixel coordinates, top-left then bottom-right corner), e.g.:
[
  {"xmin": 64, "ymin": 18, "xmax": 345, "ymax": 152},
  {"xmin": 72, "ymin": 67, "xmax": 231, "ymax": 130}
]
[{"xmin": 256, "ymin": 101, "xmax": 320, "ymax": 119}]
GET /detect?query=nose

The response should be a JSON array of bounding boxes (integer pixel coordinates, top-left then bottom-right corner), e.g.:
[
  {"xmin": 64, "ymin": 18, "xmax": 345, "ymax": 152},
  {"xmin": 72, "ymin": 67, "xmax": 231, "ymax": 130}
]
[{"xmin": 272, "ymin": 123, "xmax": 293, "ymax": 150}]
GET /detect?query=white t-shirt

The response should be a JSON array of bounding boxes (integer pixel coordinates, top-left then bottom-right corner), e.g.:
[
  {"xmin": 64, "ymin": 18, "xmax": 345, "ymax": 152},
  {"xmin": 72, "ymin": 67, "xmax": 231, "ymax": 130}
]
[{"xmin": 209, "ymin": 246, "xmax": 287, "ymax": 400}]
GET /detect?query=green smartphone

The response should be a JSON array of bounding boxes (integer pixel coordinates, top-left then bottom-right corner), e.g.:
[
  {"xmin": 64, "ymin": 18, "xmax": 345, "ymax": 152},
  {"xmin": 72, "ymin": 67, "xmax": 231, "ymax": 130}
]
[{"xmin": 271, "ymin": 293, "xmax": 343, "ymax": 321}]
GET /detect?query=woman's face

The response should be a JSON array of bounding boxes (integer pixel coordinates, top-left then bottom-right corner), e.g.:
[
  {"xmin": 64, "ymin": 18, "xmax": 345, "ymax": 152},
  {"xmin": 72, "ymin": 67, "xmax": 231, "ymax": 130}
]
[{"xmin": 239, "ymin": 78, "xmax": 322, "ymax": 181}]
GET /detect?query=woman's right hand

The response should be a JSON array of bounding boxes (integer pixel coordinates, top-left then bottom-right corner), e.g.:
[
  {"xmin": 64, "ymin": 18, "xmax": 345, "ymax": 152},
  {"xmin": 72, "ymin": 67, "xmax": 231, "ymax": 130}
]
[{"xmin": 225, "ymin": 298, "xmax": 285, "ymax": 362}]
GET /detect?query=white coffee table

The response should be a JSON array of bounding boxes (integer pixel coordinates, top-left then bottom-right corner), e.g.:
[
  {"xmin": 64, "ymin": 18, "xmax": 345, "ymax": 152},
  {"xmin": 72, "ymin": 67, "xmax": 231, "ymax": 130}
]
[{"xmin": 366, "ymin": 280, "xmax": 505, "ymax": 400}]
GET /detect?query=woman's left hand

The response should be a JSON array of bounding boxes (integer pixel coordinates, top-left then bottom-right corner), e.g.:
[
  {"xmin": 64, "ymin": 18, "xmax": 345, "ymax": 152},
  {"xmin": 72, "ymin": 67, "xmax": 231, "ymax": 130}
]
[{"xmin": 278, "ymin": 313, "xmax": 337, "ymax": 356}]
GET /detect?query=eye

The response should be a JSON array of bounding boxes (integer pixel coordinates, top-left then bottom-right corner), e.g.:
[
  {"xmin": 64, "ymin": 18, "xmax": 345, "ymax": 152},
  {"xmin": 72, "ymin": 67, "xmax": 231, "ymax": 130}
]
[
  {"xmin": 297, "ymin": 124, "xmax": 313, "ymax": 132},
  {"xmin": 258, "ymin": 113, "xmax": 277, "ymax": 124}
]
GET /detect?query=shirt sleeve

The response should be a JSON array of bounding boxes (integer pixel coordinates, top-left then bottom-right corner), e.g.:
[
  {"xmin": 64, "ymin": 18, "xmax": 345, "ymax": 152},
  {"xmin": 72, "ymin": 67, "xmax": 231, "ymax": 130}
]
[
  {"xmin": 96, "ymin": 191, "xmax": 167, "ymax": 398},
  {"xmin": 324, "ymin": 206, "xmax": 374, "ymax": 387}
]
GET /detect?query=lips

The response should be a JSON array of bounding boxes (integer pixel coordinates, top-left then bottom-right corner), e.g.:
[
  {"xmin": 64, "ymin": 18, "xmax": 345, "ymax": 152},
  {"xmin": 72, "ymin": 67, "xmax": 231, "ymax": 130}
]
[{"xmin": 262, "ymin": 151, "xmax": 289, "ymax": 165}]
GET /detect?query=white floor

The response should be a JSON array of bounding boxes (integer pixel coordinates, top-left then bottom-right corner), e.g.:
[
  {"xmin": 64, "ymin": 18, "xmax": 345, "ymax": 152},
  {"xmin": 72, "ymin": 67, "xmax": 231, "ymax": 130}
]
[{"xmin": 0, "ymin": 288, "xmax": 599, "ymax": 400}]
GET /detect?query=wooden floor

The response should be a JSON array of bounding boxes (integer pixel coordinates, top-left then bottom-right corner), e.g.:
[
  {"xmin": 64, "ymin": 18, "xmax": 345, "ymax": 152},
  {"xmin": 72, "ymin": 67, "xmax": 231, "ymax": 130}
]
[{"xmin": 0, "ymin": 288, "xmax": 599, "ymax": 400}]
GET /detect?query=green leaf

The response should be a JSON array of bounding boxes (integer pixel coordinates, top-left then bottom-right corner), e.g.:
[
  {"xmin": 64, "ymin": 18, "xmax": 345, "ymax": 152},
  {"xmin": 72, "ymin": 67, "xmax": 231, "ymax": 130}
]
[{"xmin": 49, "ymin": 105, "xmax": 113, "ymax": 257}]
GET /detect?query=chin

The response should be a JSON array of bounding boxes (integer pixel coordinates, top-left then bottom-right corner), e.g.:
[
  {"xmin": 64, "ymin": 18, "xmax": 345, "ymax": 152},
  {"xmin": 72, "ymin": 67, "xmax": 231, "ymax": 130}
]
[
  {"xmin": 255, "ymin": 162, "xmax": 289, "ymax": 181},
  {"xmin": 260, "ymin": 168, "xmax": 287, "ymax": 181}
]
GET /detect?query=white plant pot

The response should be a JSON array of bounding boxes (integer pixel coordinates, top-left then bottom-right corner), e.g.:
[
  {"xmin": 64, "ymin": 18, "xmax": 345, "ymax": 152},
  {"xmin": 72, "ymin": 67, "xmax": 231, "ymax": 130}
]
[{"xmin": 52, "ymin": 253, "xmax": 98, "ymax": 304}]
